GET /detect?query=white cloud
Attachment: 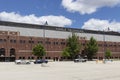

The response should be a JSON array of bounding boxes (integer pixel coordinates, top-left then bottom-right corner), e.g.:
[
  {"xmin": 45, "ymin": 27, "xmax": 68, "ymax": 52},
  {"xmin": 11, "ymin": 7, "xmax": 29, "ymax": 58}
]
[
  {"xmin": 62, "ymin": 0, "xmax": 120, "ymax": 14},
  {"xmin": 82, "ymin": 18, "xmax": 120, "ymax": 32},
  {"xmin": 0, "ymin": 11, "xmax": 72, "ymax": 27}
]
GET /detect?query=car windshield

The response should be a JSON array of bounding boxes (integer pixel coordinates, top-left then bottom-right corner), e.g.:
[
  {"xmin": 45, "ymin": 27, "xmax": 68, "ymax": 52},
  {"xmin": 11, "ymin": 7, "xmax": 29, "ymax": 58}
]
[{"xmin": 37, "ymin": 60, "xmax": 41, "ymax": 61}]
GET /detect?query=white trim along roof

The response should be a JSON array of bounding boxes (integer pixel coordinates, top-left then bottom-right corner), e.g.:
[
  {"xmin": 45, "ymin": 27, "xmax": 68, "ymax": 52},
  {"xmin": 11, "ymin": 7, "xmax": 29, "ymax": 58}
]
[{"xmin": 0, "ymin": 21, "xmax": 120, "ymax": 42}]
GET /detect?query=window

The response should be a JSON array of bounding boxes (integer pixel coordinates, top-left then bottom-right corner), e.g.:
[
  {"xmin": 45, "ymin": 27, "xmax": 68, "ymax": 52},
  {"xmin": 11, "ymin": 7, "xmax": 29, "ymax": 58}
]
[
  {"xmin": 114, "ymin": 44, "xmax": 116, "ymax": 47},
  {"xmin": 10, "ymin": 48, "xmax": 15, "ymax": 56},
  {"xmin": 61, "ymin": 42, "xmax": 65, "ymax": 45},
  {"xmin": 10, "ymin": 39, "xmax": 16, "ymax": 43},
  {"xmin": 37, "ymin": 57, "xmax": 39, "ymax": 59},
  {"xmin": 53, "ymin": 42, "xmax": 56, "ymax": 45},
  {"xmin": 82, "ymin": 43, "xmax": 85, "ymax": 46},
  {"xmin": 23, "ymin": 40, "xmax": 26, "ymax": 43},
  {"xmin": 20, "ymin": 40, "xmax": 22, "ymax": 43},
  {"xmin": 14, "ymin": 40, "xmax": 16, "ymax": 43},
  {"xmin": 38, "ymin": 41, "xmax": 43, "ymax": 44},
  {"xmin": 45, "ymin": 57, "xmax": 48, "ymax": 59},
  {"xmin": 31, "ymin": 41, "xmax": 34, "ymax": 43},
  {"xmin": 98, "ymin": 44, "xmax": 102, "ymax": 46},
  {"xmin": 4, "ymin": 39, "xmax": 6, "ymax": 42},
  {"xmin": 23, "ymin": 57, "xmax": 25, "ymax": 59},
  {"xmin": 53, "ymin": 42, "xmax": 59, "ymax": 45},
  {"xmin": 49, "ymin": 42, "xmax": 51, "ymax": 44},
  {"xmin": 0, "ymin": 39, "xmax": 3, "ymax": 43},
  {"xmin": 28, "ymin": 57, "xmax": 30, "ymax": 59},
  {"xmin": 29, "ymin": 40, "xmax": 34, "ymax": 44},
  {"xmin": 48, "ymin": 57, "xmax": 51, "ymax": 59},
  {"xmin": 20, "ymin": 40, "xmax": 26, "ymax": 44},
  {"xmin": 29, "ymin": 40, "xmax": 31, "ymax": 43},
  {"xmin": 109, "ymin": 44, "xmax": 112, "ymax": 47},
  {"xmin": 104, "ymin": 44, "xmax": 107, "ymax": 47},
  {"xmin": 0, "ymin": 48, "xmax": 5, "ymax": 55},
  {"xmin": 19, "ymin": 57, "xmax": 22, "ymax": 59},
  {"xmin": 56, "ymin": 42, "xmax": 58, "ymax": 45},
  {"xmin": 45, "ymin": 41, "xmax": 51, "ymax": 44},
  {"xmin": 10, "ymin": 40, "xmax": 13, "ymax": 43},
  {"xmin": 31, "ymin": 57, "xmax": 34, "ymax": 59},
  {"xmin": 46, "ymin": 57, "xmax": 51, "ymax": 59}
]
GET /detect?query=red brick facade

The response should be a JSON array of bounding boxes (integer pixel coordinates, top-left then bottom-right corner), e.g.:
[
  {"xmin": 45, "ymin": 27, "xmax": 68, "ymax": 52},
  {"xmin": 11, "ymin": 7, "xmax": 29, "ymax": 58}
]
[
  {"xmin": 0, "ymin": 30, "xmax": 67, "ymax": 61},
  {"xmin": 0, "ymin": 30, "xmax": 120, "ymax": 62},
  {"xmin": 0, "ymin": 21, "xmax": 120, "ymax": 61}
]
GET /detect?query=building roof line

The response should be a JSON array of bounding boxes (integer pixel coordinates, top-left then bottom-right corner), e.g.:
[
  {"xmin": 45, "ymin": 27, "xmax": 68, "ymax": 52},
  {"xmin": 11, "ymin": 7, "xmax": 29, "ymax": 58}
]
[{"xmin": 0, "ymin": 20, "xmax": 120, "ymax": 36}]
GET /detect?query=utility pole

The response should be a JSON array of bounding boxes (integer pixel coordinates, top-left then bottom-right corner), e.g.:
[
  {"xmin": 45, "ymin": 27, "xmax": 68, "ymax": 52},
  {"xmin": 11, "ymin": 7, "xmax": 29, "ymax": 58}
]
[
  {"xmin": 103, "ymin": 30, "xmax": 105, "ymax": 60},
  {"xmin": 103, "ymin": 27, "xmax": 110, "ymax": 60},
  {"xmin": 43, "ymin": 21, "xmax": 48, "ymax": 59}
]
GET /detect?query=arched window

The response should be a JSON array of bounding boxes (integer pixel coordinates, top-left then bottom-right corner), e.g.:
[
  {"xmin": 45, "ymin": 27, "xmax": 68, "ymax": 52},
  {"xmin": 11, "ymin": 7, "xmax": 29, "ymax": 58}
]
[
  {"xmin": 10, "ymin": 48, "xmax": 15, "ymax": 56},
  {"xmin": 0, "ymin": 48, "xmax": 5, "ymax": 56}
]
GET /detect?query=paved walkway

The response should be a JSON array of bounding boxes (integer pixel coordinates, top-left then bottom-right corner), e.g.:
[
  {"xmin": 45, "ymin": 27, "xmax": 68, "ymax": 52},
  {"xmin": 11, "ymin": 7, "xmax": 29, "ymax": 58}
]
[{"xmin": 0, "ymin": 61, "xmax": 120, "ymax": 80}]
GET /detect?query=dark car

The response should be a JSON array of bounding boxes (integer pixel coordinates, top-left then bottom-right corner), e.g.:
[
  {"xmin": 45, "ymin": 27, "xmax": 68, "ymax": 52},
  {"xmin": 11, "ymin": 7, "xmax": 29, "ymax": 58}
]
[{"xmin": 34, "ymin": 59, "xmax": 48, "ymax": 64}]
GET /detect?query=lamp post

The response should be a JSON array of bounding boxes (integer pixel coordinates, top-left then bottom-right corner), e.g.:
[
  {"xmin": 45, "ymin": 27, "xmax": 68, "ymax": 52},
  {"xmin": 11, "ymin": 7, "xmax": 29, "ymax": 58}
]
[
  {"xmin": 102, "ymin": 30, "xmax": 105, "ymax": 63},
  {"xmin": 103, "ymin": 30, "xmax": 105, "ymax": 60},
  {"xmin": 43, "ymin": 22, "xmax": 47, "ymax": 59},
  {"xmin": 103, "ymin": 27, "xmax": 111, "ymax": 63}
]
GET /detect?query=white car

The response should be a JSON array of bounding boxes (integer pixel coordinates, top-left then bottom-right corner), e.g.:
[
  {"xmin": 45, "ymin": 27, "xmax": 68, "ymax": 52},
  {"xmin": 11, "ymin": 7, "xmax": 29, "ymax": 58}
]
[
  {"xmin": 74, "ymin": 58, "xmax": 87, "ymax": 62},
  {"xmin": 15, "ymin": 60, "xmax": 31, "ymax": 64}
]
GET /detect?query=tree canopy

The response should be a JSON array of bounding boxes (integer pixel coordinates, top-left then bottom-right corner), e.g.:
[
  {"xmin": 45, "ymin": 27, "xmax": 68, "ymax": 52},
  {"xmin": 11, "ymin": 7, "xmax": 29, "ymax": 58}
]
[
  {"xmin": 85, "ymin": 37, "xmax": 98, "ymax": 60},
  {"xmin": 32, "ymin": 44, "xmax": 46, "ymax": 58},
  {"xmin": 62, "ymin": 33, "xmax": 81, "ymax": 59},
  {"xmin": 105, "ymin": 49, "xmax": 112, "ymax": 59}
]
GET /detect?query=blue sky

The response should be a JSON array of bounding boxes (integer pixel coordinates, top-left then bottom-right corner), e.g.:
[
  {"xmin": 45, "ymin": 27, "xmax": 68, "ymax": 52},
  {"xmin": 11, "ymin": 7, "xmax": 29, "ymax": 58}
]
[{"xmin": 0, "ymin": 0, "xmax": 120, "ymax": 31}]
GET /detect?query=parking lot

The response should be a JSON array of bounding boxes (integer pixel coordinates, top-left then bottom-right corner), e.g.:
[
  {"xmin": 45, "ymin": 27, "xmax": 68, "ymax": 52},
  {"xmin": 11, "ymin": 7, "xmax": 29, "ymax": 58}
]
[{"xmin": 0, "ymin": 61, "xmax": 120, "ymax": 80}]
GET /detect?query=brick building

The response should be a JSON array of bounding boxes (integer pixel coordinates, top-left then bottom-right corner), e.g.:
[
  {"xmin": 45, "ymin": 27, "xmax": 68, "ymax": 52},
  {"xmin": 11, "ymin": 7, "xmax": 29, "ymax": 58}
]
[{"xmin": 0, "ymin": 21, "xmax": 120, "ymax": 61}]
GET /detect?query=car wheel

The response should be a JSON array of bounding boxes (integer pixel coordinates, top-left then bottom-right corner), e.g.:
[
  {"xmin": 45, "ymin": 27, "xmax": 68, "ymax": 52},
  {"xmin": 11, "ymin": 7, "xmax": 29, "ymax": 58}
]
[
  {"xmin": 26, "ymin": 62, "xmax": 30, "ymax": 64},
  {"xmin": 17, "ymin": 62, "xmax": 21, "ymax": 64}
]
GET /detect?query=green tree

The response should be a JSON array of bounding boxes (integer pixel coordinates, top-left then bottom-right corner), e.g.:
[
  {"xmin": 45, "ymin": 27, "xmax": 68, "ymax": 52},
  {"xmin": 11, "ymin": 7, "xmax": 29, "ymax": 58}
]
[
  {"xmin": 85, "ymin": 37, "xmax": 98, "ymax": 60},
  {"xmin": 62, "ymin": 33, "xmax": 81, "ymax": 59},
  {"xmin": 32, "ymin": 44, "xmax": 46, "ymax": 58},
  {"xmin": 62, "ymin": 47, "xmax": 70, "ymax": 57},
  {"xmin": 105, "ymin": 49, "xmax": 112, "ymax": 59}
]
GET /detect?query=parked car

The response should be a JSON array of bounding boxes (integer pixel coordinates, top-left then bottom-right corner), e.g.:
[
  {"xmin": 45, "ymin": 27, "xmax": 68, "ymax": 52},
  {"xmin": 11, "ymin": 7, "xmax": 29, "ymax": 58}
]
[
  {"xmin": 15, "ymin": 60, "xmax": 31, "ymax": 64},
  {"xmin": 34, "ymin": 59, "xmax": 48, "ymax": 64},
  {"xmin": 74, "ymin": 58, "xmax": 87, "ymax": 62}
]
